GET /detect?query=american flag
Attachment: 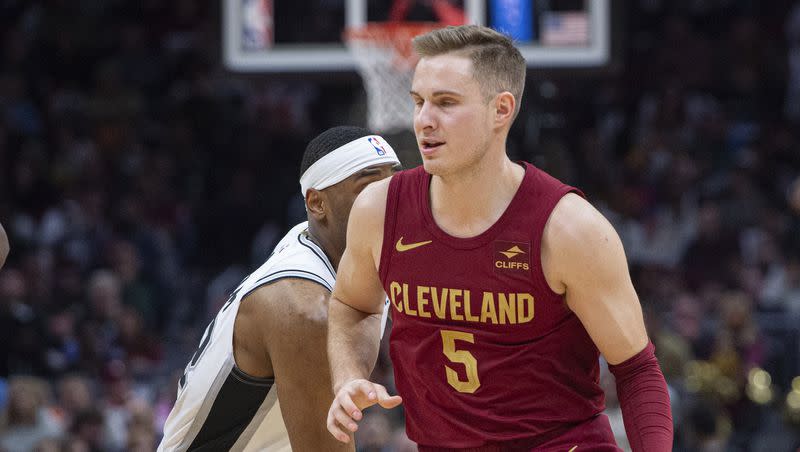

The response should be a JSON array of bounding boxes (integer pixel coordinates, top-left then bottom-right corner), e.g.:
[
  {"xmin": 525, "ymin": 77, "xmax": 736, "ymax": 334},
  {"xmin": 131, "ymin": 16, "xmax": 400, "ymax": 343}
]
[
  {"xmin": 541, "ymin": 11, "xmax": 589, "ymax": 46},
  {"xmin": 242, "ymin": 0, "xmax": 273, "ymax": 50}
]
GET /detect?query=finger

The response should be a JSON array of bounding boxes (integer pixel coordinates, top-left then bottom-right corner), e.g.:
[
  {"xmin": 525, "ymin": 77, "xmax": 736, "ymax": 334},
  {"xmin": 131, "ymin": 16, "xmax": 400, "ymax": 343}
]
[
  {"xmin": 339, "ymin": 390, "xmax": 364, "ymax": 420},
  {"xmin": 374, "ymin": 384, "xmax": 403, "ymax": 409},
  {"xmin": 326, "ymin": 411, "xmax": 351, "ymax": 443},
  {"xmin": 332, "ymin": 405, "xmax": 359, "ymax": 433},
  {"xmin": 378, "ymin": 394, "xmax": 403, "ymax": 409},
  {"xmin": 356, "ymin": 380, "xmax": 379, "ymax": 404}
]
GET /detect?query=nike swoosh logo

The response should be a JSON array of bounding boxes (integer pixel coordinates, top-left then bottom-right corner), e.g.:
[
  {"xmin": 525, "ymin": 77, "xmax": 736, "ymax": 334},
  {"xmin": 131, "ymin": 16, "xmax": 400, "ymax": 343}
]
[{"xmin": 395, "ymin": 237, "xmax": 433, "ymax": 252}]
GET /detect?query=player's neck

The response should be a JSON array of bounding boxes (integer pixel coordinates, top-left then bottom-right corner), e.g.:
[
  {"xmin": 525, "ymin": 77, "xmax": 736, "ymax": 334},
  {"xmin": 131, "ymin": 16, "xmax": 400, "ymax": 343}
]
[
  {"xmin": 306, "ymin": 223, "xmax": 342, "ymax": 270},
  {"xmin": 429, "ymin": 153, "xmax": 524, "ymax": 238}
]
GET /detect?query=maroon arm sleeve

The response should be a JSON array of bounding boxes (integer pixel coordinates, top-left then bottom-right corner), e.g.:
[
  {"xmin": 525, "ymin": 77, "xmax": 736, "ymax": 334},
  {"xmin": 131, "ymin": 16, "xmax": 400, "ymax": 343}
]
[{"xmin": 608, "ymin": 342, "xmax": 673, "ymax": 452}]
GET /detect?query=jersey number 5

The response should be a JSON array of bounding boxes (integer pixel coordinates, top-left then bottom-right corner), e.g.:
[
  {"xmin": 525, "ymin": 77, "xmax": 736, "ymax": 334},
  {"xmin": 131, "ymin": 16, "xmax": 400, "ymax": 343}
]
[{"xmin": 441, "ymin": 330, "xmax": 481, "ymax": 393}]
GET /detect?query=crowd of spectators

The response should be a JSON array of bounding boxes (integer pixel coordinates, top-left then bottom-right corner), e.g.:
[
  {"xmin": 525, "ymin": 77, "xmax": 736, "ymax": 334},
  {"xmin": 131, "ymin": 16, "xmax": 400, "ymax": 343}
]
[{"xmin": 1, "ymin": 1, "xmax": 800, "ymax": 451}]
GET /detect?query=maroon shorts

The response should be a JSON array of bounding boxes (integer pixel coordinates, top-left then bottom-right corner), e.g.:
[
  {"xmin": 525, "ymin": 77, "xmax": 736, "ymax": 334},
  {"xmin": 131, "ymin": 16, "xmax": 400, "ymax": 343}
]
[
  {"xmin": 417, "ymin": 414, "xmax": 622, "ymax": 452},
  {"xmin": 535, "ymin": 414, "xmax": 621, "ymax": 452}
]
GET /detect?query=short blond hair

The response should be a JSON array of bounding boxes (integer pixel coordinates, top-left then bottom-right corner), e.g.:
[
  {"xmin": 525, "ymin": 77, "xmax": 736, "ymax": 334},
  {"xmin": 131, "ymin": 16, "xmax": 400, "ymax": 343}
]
[{"xmin": 413, "ymin": 25, "xmax": 526, "ymax": 117}]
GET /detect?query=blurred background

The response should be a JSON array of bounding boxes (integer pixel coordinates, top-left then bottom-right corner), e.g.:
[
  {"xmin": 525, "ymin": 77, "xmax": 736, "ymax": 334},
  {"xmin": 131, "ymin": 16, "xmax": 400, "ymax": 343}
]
[{"xmin": 1, "ymin": 0, "xmax": 800, "ymax": 451}]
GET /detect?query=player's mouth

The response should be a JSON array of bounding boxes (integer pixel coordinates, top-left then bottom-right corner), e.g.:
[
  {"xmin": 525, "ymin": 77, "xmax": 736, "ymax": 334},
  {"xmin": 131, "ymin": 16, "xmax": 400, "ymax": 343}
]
[{"xmin": 420, "ymin": 139, "xmax": 445, "ymax": 155}]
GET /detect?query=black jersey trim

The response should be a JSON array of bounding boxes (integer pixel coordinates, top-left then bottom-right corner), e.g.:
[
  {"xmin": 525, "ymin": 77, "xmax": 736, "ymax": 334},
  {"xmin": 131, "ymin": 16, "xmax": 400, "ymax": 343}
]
[
  {"xmin": 231, "ymin": 365, "xmax": 274, "ymax": 387},
  {"xmin": 186, "ymin": 369, "xmax": 274, "ymax": 451},
  {"xmin": 297, "ymin": 232, "xmax": 336, "ymax": 279}
]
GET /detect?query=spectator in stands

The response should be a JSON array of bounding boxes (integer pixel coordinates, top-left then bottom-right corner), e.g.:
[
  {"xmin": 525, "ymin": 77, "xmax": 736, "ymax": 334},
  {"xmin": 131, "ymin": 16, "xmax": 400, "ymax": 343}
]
[
  {"xmin": 53, "ymin": 375, "xmax": 94, "ymax": 431},
  {"xmin": 69, "ymin": 408, "xmax": 105, "ymax": 452},
  {"xmin": 0, "ymin": 376, "xmax": 62, "ymax": 452},
  {"xmin": 0, "ymin": 1, "xmax": 798, "ymax": 449}
]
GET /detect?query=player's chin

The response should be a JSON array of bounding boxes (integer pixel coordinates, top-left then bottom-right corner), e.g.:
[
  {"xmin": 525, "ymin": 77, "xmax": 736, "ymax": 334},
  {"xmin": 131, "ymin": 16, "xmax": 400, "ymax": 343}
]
[{"xmin": 421, "ymin": 158, "xmax": 446, "ymax": 175}]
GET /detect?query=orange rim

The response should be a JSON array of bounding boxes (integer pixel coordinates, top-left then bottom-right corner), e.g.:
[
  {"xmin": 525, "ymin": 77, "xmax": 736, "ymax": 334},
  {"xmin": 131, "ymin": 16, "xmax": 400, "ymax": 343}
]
[{"xmin": 344, "ymin": 22, "xmax": 440, "ymax": 61}]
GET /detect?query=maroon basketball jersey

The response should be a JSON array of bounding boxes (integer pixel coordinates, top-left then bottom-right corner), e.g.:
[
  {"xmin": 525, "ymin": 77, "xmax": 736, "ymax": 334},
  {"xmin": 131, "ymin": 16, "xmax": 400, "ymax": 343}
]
[{"xmin": 379, "ymin": 163, "xmax": 609, "ymax": 448}]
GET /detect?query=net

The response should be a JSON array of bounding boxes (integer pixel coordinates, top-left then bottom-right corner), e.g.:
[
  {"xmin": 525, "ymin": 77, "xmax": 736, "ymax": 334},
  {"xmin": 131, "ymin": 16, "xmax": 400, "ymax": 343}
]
[{"xmin": 345, "ymin": 22, "xmax": 439, "ymax": 133}]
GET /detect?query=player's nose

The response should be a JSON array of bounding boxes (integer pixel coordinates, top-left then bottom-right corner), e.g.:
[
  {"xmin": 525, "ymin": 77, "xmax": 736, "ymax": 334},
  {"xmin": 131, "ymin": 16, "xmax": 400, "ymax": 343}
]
[{"xmin": 414, "ymin": 101, "xmax": 437, "ymax": 131}]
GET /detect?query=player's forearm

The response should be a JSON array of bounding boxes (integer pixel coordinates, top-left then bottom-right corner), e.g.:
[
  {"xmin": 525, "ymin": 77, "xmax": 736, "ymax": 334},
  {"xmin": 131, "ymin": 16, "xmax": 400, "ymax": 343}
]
[
  {"xmin": 609, "ymin": 342, "xmax": 673, "ymax": 452},
  {"xmin": 0, "ymin": 222, "xmax": 8, "ymax": 269},
  {"xmin": 328, "ymin": 296, "xmax": 382, "ymax": 392},
  {"xmin": 287, "ymin": 405, "xmax": 355, "ymax": 452},
  {"xmin": 289, "ymin": 426, "xmax": 355, "ymax": 452}
]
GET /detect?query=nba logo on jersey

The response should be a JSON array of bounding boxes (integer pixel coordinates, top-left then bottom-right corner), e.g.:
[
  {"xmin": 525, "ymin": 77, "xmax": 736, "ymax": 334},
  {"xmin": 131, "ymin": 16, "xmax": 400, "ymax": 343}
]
[
  {"xmin": 494, "ymin": 241, "xmax": 531, "ymax": 272},
  {"xmin": 368, "ymin": 136, "xmax": 387, "ymax": 156}
]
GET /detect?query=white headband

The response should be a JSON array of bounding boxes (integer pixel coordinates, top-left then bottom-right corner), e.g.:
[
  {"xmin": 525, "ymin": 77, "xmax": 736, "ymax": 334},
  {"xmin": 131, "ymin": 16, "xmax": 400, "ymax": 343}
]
[{"xmin": 300, "ymin": 135, "xmax": 400, "ymax": 197}]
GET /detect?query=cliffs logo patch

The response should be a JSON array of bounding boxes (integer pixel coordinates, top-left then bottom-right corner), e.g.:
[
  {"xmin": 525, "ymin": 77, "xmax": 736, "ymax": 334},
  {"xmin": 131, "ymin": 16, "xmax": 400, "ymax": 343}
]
[{"xmin": 494, "ymin": 241, "xmax": 531, "ymax": 272}]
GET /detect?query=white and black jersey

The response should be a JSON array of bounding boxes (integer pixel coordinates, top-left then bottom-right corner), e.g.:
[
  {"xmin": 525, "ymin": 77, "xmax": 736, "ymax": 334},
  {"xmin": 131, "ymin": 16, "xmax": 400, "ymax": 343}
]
[{"xmin": 159, "ymin": 222, "xmax": 339, "ymax": 451}]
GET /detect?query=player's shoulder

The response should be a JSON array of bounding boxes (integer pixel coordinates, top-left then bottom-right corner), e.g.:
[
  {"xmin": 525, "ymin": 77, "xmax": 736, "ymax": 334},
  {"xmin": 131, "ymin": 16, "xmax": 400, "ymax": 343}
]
[
  {"xmin": 352, "ymin": 166, "xmax": 423, "ymax": 213},
  {"xmin": 249, "ymin": 222, "xmax": 335, "ymax": 288},
  {"xmin": 347, "ymin": 174, "xmax": 398, "ymax": 236},
  {"xmin": 547, "ymin": 193, "xmax": 610, "ymax": 241},
  {"xmin": 354, "ymin": 174, "xmax": 394, "ymax": 208},
  {"xmin": 238, "ymin": 222, "xmax": 334, "ymax": 323},
  {"xmin": 542, "ymin": 193, "xmax": 622, "ymax": 291},
  {"xmin": 551, "ymin": 191, "xmax": 593, "ymax": 215},
  {"xmin": 240, "ymin": 277, "xmax": 330, "ymax": 329}
]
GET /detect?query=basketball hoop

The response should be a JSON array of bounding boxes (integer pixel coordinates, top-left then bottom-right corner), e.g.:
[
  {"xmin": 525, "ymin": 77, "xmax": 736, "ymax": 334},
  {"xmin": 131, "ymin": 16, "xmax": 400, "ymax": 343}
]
[{"xmin": 344, "ymin": 22, "xmax": 440, "ymax": 133}]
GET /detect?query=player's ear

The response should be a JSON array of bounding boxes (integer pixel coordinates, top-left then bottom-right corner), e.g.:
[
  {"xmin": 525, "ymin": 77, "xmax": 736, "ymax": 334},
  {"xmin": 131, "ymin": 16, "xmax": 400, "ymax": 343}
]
[
  {"xmin": 494, "ymin": 91, "xmax": 515, "ymax": 128},
  {"xmin": 305, "ymin": 189, "xmax": 327, "ymax": 221}
]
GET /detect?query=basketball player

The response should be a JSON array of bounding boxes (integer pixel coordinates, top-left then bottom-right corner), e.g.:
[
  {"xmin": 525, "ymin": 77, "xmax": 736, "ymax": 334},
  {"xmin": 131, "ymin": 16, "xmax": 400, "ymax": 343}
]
[
  {"xmin": 159, "ymin": 126, "xmax": 400, "ymax": 451},
  {"xmin": 326, "ymin": 26, "xmax": 673, "ymax": 451},
  {"xmin": 0, "ymin": 222, "xmax": 8, "ymax": 269}
]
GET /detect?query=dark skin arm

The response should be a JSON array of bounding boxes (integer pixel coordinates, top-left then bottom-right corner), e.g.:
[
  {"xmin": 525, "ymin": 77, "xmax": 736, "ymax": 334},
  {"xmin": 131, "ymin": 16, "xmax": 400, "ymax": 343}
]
[
  {"xmin": 234, "ymin": 279, "xmax": 354, "ymax": 452},
  {"xmin": 0, "ymin": 222, "xmax": 8, "ymax": 269}
]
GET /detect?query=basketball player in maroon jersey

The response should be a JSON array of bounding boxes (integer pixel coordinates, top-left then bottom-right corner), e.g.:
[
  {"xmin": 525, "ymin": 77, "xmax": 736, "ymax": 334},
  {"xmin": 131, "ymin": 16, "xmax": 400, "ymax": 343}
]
[
  {"xmin": 326, "ymin": 25, "xmax": 672, "ymax": 451},
  {"xmin": 0, "ymin": 222, "xmax": 8, "ymax": 269}
]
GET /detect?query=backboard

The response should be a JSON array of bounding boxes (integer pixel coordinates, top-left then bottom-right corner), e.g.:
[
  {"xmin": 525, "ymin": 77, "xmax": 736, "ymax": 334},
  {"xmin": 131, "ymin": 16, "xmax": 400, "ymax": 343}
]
[{"xmin": 223, "ymin": 0, "xmax": 611, "ymax": 72}]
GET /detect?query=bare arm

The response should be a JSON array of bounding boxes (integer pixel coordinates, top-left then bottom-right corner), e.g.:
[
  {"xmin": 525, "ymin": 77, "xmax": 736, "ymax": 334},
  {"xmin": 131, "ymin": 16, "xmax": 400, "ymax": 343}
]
[
  {"xmin": 0, "ymin": 222, "xmax": 8, "ymax": 269},
  {"xmin": 328, "ymin": 179, "xmax": 388, "ymax": 388},
  {"xmin": 542, "ymin": 193, "xmax": 648, "ymax": 364},
  {"xmin": 234, "ymin": 281, "xmax": 353, "ymax": 452},
  {"xmin": 327, "ymin": 179, "xmax": 402, "ymax": 443},
  {"xmin": 543, "ymin": 194, "xmax": 673, "ymax": 451}
]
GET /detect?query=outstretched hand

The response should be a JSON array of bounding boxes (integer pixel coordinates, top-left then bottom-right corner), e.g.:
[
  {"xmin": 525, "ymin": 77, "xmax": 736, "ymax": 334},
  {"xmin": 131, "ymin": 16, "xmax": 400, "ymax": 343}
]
[{"xmin": 326, "ymin": 379, "xmax": 403, "ymax": 443}]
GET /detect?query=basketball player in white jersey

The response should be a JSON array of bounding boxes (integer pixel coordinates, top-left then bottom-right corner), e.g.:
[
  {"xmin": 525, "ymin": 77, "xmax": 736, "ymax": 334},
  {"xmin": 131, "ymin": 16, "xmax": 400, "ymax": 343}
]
[
  {"xmin": 0, "ymin": 222, "xmax": 8, "ymax": 269},
  {"xmin": 159, "ymin": 126, "xmax": 401, "ymax": 451}
]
